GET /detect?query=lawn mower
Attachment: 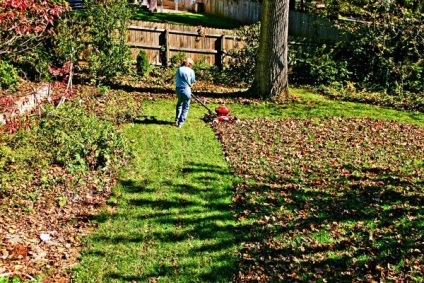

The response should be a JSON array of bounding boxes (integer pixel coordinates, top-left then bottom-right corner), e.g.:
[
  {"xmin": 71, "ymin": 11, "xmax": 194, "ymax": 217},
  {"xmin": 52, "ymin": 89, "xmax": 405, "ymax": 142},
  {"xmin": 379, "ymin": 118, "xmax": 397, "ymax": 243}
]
[{"xmin": 191, "ymin": 93, "xmax": 233, "ymax": 123}]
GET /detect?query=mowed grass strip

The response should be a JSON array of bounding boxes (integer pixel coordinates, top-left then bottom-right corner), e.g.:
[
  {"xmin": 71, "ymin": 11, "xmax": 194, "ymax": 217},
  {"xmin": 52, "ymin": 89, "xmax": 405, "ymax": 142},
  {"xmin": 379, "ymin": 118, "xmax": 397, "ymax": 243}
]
[
  {"xmin": 214, "ymin": 117, "xmax": 424, "ymax": 282},
  {"xmin": 73, "ymin": 100, "xmax": 238, "ymax": 283}
]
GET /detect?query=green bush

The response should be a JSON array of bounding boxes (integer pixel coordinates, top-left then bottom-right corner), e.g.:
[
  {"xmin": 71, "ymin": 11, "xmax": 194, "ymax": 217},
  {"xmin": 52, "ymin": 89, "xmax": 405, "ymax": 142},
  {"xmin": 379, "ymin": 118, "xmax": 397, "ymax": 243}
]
[
  {"xmin": 38, "ymin": 104, "xmax": 128, "ymax": 173},
  {"xmin": 84, "ymin": 0, "xmax": 133, "ymax": 84},
  {"xmin": 136, "ymin": 49, "xmax": 150, "ymax": 76},
  {"xmin": 293, "ymin": 44, "xmax": 352, "ymax": 86},
  {"xmin": 0, "ymin": 61, "xmax": 19, "ymax": 90},
  {"xmin": 52, "ymin": 12, "xmax": 87, "ymax": 66},
  {"xmin": 169, "ymin": 52, "xmax": 187, "ymax": 67},
  {"xmin": 313, "ymin": 1, "xmax": 423, "ymax": 95},
  {"xmin": 224, "ymin": 23, "xmax": 260, "ymax": 86}
]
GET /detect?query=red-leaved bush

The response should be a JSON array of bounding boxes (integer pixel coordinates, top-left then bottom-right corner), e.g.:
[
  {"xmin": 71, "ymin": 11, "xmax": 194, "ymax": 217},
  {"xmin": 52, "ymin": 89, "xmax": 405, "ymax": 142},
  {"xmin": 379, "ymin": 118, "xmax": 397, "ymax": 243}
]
[{"xmin": 0, "ymin": 0, "xmax": 70, "ymax": 56}]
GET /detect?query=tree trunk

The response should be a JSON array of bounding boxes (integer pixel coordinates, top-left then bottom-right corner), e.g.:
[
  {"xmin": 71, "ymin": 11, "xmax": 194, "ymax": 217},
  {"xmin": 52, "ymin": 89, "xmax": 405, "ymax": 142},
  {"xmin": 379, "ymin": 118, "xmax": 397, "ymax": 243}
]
[{"xmin": 249, "ymin": 0, "xmax": 290, "ymax": 101}]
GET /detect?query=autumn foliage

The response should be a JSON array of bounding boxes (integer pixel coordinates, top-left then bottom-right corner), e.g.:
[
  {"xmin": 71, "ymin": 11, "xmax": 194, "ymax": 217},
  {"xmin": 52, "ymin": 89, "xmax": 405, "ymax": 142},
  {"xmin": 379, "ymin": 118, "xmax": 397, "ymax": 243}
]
[{"xmin": 0, "ymin": 0, "xmax": 69, "ymax": 56}]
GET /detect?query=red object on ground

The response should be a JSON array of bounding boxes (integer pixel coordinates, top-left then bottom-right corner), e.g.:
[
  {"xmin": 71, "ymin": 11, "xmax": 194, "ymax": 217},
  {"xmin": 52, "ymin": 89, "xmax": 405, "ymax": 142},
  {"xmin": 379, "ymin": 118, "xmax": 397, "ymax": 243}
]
[
  {"xmin": 216, "ymin": 106, "xmax": 230, "ymax": 115},
  {"xmin": 217, "ymin": 115, "xmax": 230, "ymax": 122}
]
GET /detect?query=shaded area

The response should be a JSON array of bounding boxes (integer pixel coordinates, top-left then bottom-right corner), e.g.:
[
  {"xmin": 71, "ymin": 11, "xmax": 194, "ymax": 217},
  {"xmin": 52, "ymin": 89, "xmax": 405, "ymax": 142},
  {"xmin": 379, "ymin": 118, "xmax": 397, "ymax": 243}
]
[{"xmin": 133, "ymin": 115, "xmax": 174, "ymax": 125}]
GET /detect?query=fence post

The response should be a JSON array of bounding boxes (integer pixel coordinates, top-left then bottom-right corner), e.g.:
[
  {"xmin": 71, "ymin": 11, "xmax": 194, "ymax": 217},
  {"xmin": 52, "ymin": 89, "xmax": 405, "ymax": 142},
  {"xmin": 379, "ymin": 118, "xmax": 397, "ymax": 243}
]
[
  {"xmin": 159, "ymin": 28, "xmax": 170, "ymax": 66},
  {"xmin": 215, "ymin": 35, "xmax": 225, "ymax": 70}
]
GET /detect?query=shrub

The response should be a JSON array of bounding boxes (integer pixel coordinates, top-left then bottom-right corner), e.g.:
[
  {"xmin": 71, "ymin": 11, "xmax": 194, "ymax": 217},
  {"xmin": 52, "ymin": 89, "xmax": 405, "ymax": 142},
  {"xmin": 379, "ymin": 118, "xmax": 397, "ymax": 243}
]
[
  {"xmin": 136, "ymin": 50, "xmax": 150, "ymax": 76},
  {"xmin": 38, "ymin": 104, "xmax": 128, "ymax": 172},
  {"xmin": 12, "ymin": 46, "xmax": 51, "ymax": 82},
  {"xmin": 314, "ymin": 1, "xmax": 423, "ymax": 95},
  {"xmin": 53, "ymin": 0, "xmax": 133, "ymax": 84},
  {"xmin": 0, "ymin": 61, "xmax": 19, "ymax": 90},
  {"xmin": 293, "ymin": 44, "xmax": 352, "ymax": 86},
  {"xmin": 169, "ymin": 52, "xmax": 187, "ymax": 68},
  {"xmin": 84, "ymin": 0, "xmax": 134, "ymax": 84},
  {"xmin": 224, "ymin": 23, "xmax": 260, "ymax": 86}
]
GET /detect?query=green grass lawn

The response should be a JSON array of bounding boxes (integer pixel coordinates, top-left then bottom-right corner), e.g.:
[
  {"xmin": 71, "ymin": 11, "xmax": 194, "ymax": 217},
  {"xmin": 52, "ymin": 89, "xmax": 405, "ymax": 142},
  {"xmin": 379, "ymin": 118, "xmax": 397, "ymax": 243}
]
[
  {"xmin": 131, "ymin": 6, "xmax": 244, "ymax": 29},
  {"xmin": 73, "ymin": 100, "xmax": 238, "ymax": 282},
  {"xmin": 74, "ymin": 88, "xmax": 423, "ymax": 282}
]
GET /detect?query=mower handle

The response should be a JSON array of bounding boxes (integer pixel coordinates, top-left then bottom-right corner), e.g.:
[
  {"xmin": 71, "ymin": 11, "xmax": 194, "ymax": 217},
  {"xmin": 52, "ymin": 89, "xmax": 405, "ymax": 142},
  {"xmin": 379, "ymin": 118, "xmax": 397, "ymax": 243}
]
[{"xmin": 191, "ymin": 93, "xmax": 215, "ymax": 116}]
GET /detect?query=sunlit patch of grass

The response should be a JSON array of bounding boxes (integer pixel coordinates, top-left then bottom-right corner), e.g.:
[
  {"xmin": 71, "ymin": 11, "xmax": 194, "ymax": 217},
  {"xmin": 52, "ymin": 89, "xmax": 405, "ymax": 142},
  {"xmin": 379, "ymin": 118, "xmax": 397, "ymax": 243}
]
[
  {"xmin": 131, "ymin": 6, "xmax": 243, "ymax": 29},
  {"xmin": 228, "ymin": 88, "xmax": 424, "ymax": 126}
]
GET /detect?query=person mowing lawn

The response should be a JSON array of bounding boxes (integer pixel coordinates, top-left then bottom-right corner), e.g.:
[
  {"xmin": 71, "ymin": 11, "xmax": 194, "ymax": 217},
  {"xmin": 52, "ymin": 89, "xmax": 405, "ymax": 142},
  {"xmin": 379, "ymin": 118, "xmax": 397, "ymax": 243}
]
[{"xmin": 175, "ymin": 58, "xmax": 195, "ymax": 128}]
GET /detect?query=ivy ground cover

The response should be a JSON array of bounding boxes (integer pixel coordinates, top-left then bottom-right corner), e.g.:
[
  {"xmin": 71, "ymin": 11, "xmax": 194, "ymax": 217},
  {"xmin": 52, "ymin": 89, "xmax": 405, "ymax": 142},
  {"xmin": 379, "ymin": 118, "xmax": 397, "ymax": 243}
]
[{"xmin": 213, "ymin": 118, "xmax": 423, "ymax": 282}]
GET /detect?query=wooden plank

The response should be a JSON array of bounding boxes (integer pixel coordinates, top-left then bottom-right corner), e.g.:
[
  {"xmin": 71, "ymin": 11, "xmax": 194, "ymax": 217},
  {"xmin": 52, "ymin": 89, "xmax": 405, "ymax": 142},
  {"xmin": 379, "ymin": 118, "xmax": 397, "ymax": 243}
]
[
  {"xmin": 128, "ymin": 25, "xmax": 165, "ymax": 32},
  {"xmin": 128, "ymin": 43, "xmax": 162, "ymax": 49},
  {"xmin": 169, "ymin": 47, "xmax": 218, "ymax": 54}
]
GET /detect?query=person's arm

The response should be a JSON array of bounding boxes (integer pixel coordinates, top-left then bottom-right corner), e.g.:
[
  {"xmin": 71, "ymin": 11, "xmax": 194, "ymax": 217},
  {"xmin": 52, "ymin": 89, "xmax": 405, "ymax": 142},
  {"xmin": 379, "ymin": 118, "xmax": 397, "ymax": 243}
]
[{"xmin": 190, "ymin": 69, "xmax": 196, "ymax": 85}]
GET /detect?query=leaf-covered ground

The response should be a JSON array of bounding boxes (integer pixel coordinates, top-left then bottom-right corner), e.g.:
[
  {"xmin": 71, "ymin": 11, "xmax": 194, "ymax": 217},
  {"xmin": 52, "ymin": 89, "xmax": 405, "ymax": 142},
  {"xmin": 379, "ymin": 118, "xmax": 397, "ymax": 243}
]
[
  {"xmin": 213, "ymin": 118, "xmax": 424, "ymax": 282},
  {"xmin": 1, "ymin": 80, "xmax": 423, "ymax": 282},
  {"xmin": 0, "ymin": 167, "xmax": 116, "ymax": 282}
]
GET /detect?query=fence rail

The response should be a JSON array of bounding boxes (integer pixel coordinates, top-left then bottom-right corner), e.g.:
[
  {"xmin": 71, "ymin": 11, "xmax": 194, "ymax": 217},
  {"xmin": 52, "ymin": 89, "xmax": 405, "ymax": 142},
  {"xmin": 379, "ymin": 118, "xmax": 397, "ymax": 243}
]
[{"xmin": 127, "ymin": 21, "xmax": 243, "ymax": 68}]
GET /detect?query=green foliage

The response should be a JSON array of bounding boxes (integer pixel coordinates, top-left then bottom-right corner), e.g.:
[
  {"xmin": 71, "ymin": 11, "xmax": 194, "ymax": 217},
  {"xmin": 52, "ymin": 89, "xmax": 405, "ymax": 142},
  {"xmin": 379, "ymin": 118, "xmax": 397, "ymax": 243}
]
[
  {"xmin": 224, "ymin": 23, "xmax": 260, "ymax": 86},
  {"xmin": 0, "ymin": 276, "xmax": 41, "ymax": 283},
  {"xmin": 169, "ymin": 52, "xmax": 187, "ymax": 67},
  {"xmin": 38, "ymin": 104, "xmax": 128, "ymax": 172},
  {"xmin": 293, "ymin": 44, "xmax": 352, "ymax": 86},
  {"xmin": 12, "ymin": 46, "xmax": 51, "ymax": 82},
  {"xmin": 312, "ymin": 0, "xmax": 423, "ymax": 96},
  {"xmin": 0, "ymin": 119, "xmax": 51, "ymax": 198},
  {"xmin": 136, "ymin": 49, "xmax": 150, "ymax": 76},
  {"xmin": 0, "ymin": 61, "xmax": 19, "ymax": 90},
  {"xmin": 52, "ymin": 0, "xmax": 135, "ymax": 84},
  {"xmin": 52, "ymin": 12, "xmax": 87, "ymax": 65},
  {"xmin": 83, "ymin": 0, "xmax": 133, "ymax": 84}
]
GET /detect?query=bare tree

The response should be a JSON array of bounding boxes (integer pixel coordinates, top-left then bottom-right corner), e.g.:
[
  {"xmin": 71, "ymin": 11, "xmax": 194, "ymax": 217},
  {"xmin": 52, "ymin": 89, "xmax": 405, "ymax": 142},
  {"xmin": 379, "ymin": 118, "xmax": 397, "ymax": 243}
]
[{"xmin": 249, "ymin": 0, "xmax": 290, "ymax": 101}]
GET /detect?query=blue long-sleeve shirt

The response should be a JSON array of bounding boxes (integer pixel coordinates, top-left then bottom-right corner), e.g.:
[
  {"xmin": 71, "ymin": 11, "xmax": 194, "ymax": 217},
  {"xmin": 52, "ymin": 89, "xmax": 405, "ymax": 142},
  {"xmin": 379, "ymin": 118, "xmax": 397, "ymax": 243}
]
[{"xmin": 175, "ymin": 66, "xmax": 195, "ymax": 88}]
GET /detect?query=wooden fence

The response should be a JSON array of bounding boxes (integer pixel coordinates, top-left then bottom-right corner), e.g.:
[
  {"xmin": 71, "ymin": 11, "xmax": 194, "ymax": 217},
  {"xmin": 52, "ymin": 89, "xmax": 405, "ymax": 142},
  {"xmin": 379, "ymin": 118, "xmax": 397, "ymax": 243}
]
[
  {"xmin": 202, "ymin": 0, "xmax": 262, "ymax": 24},
  {"xmin": 289, "ymin": 11, "xmax": 341, "ymax": 43},
  {"xmin": 127, "ymin": 21, "xmax": 244, "ymax": 67},
  {"xmin": 200, "ymin": 0, "xmax": 341, "ymax": 42},
  {"xmin": 127, "ymin": 17, "xmax": 341, "ymax": 67}
]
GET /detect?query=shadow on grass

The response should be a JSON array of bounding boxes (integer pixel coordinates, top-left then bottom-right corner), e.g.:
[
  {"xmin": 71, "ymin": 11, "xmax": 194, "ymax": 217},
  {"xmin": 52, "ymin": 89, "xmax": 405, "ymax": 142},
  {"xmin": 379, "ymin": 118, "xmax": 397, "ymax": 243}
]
[
  {"xmin": 90, "ymin": 162, "xmax": 239, "ymax": 282},
  {"xmin": 133, "ymin": 115, "xmax": 175, "ymax": 125},
  {"xmin": 233, "ymin": 168, "xmax": 424, "ymax": 282}
]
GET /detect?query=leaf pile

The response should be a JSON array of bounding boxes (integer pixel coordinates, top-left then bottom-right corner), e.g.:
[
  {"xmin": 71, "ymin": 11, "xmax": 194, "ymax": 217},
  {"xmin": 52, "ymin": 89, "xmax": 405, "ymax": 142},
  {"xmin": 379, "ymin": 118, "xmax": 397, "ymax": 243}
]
[{"xmin": 213, "ymin": 118, "xmax": 424, "ymax": 282}]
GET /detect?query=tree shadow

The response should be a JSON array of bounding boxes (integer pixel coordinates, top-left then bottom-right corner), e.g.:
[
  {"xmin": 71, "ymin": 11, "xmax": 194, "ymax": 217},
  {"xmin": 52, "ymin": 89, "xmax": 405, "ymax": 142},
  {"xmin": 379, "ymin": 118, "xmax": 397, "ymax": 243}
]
[
  {"xmin": 87, "ymin": 161, "xmax": 239, "ymax": 282},
  {"xmin": 234, "ymin": 167, "xmax": 424, "ymax": 282}
]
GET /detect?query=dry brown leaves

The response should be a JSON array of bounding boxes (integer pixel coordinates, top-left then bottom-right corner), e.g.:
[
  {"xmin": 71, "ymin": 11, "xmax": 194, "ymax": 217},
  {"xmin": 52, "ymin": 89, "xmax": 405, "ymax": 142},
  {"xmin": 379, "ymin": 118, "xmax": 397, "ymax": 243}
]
[
  {"xmin": 213, "ymin": 117, "xmax": 424, "ymax": 282},
  {"xmin": 0, "ymin": 165, "xmax": 117, "ymax": 282}
]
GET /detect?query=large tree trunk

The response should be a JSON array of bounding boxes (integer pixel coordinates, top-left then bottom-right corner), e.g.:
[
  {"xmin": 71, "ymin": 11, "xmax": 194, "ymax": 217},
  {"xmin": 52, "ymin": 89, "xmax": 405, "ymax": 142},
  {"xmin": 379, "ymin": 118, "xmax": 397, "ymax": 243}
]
[{"xmin": 249, "ymin": 0, "xmax": 290, "ymax": 101}]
